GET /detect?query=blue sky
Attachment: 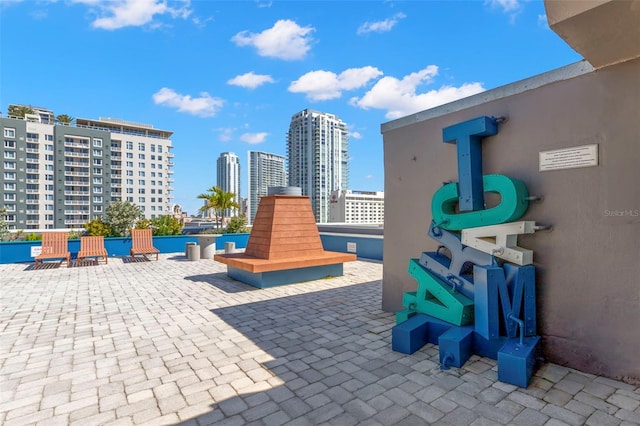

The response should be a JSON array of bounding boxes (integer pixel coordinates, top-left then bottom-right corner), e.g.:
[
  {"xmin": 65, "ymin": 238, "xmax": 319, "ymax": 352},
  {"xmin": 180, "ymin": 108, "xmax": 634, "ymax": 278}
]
[{"xmin": 0, "ymin": 0, "xmax": 582, "ymax": 215}]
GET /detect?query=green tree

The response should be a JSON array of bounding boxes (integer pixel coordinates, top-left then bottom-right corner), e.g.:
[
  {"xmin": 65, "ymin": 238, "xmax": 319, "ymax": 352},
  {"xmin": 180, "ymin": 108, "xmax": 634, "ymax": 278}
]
[
  {"xmin": 196, "ymin": 186, "xmax": 239, "ymax": 229},
  {"xmin": 135, "ymin": 218, "xmax": 151, "ymax": 229},
  {"xmin": 8, "ymin": 105, "xmax": 34, "ymax": 119},
  {"xmin": 84, "ymin": 217, "xmax": 112, "ymax": 237},
  {"xmin": 225, "ymin": 215, "xmax": 249, "ymax": 234},
  {"xmin": 150, "ymin": 215, "xmax": 182, "ymax": 236},
  {"xmin": 106, "ymin": 201, "xmax": 142, "ymax": 237},
  {"xmin": 0, "ymin": 207, "xmax": 9, "ymax": 241},
  {"xmin": 55, "ymin": 114, "xmax": 75, "ymax": 125}
]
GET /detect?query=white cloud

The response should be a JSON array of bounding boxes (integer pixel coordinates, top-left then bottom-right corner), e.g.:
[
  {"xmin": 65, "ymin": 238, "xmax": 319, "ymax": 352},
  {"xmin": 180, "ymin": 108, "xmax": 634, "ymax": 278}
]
[
  {"xmin": 365, "ymin": 174, "xmax": 374, "ymax": 179},
  {"xmin": 240, "ymin": 132, "xmax": 268, "ymax": 144},
  {"xmin": 227, "ymin": 72, "xmax": 275, "ymax": 89},
  {"xmin": 289, "ymin": 66, "xmax": 383, "ymax": 101},
  {"xmin": 485, "ymin": 0, "xmax": 521, "ymax": 13},
  {"xmin": 351, "ymin": 131, "xmax": 363, "ymax": 139},
  {"xmin": 70, "ymin": 0, "xmax": 192, "ymax": 30},
  {"xmin": 357, "ymin": 12, "xmax": 406, "ymax": 35},
  {"xmin": 231, "ymin": 19, "xmax": 314, "ymax": 60},
  {"xmin": 350, "ymin": 66, "xmax": 485, "ymax": 119},
  {"xmin": 217, "ymin": 127, "xmax": 234, "ymax": 142},
  {"xmin": 152, "ymin": 87, "xmax": 223, "ymax": 117}
]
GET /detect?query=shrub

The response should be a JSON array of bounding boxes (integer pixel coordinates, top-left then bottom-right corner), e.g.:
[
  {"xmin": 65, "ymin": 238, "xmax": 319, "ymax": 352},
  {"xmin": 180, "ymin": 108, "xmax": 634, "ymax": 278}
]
[
  {"xmin": 68, "ymin": 230, "xmax": 82, "ymax": 240},
  {"xmin": 150, "ymin": 215, "xmax": 182, "ymax": 236},
  {"xmin": 24, "ymin": 233, "xmax": 41, "ymax": 241},
  {"xmin": 225, "ymin": 215, "xmax": 249, "ymax": 234},
  {"xmin": 135, "ymin": 218, "xmax": 151, "ymax": 229},
  {"xmin": 106, "ymin": 201, "xmax": 142, "ymax": 237},
  {"xmin": 84, "ymin": 217, "xmax": 113, "ymax": 237}
]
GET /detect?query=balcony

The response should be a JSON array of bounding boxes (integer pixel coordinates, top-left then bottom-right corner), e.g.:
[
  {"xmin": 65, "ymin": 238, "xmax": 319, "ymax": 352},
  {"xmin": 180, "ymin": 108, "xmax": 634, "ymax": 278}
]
[
  {"xmin": 64, "ymin": 181, "xmax": 90, "ymax": 186},
  {"xmin": 64, "ymin": 171, "xmax": 90, "ymax": 177},
  {"xmin": 25, "ymin": 179, "xmax": 39, "ymax": 184},
  {"xmin": 25, "ymin": 158, "xmax": 39, "ymax": 164},
  {"xmin": 110, "ymin": 145, "xmax": 122, "ymax": 151},
  {"xmin": 64, "ymin": 151, "xmax": 90, "ymax": 158},
  {"xmin": 111, "ymin": 192, "xmax": 122, "ymax": 198},
  {"xmin": 64, "ymin": 210, "xmax": 89, "ymax": 215},
  {"xmin": 64, "ymin": 161, "xmax": 89, "ymax": 167},
  {"xmin": 26, "ymin": 200, "xmax": 39, "ymax": 205},
  {"xmin": 64, "ymin": 200, "xmax": 90, "ymax": 206},
  {"xmin": 64, "ymin": 219, "xmax": 87, "ymax": 225},
  {"xmin": 25, "ymin": 148, "xmax": 39, "ymax": 153},
  {"xmin": 25, "ymin": 189, "xmax": 39, "ymax": 194},
  {"xmin": 111, "ymin": 165, "xmax": 122, "ymax": 170},
  {"xmin": 25, "ymin": 220, "xmax": 40, "ymax": 225},
  {"xmin": 64, "ymin": 190, "xmax": 89, "ymax": 196},
  {"xmin": 64, "ymin": 140, "xmax": 89, "ymax": 148},
  {"xmin": 26, "ymin": 210, "xmax": 39, "ymax": 215},
  {"xmin": 111, "ymin": 183, "xmax": 122, "ymax": 188}
]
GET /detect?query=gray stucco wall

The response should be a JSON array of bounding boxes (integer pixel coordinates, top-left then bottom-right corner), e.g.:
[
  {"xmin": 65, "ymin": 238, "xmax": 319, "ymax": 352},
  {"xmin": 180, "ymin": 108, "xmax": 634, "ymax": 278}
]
[{"xmin": 382, "ymin": 59, "xmax": 640, "ymax": 383}]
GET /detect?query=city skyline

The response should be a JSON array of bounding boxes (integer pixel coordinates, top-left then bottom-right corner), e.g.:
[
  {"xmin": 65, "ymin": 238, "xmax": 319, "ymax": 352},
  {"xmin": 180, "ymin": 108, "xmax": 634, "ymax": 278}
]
[{"xmin": 0, "ymin": 1, "xmax": 583, "ymax": 215}]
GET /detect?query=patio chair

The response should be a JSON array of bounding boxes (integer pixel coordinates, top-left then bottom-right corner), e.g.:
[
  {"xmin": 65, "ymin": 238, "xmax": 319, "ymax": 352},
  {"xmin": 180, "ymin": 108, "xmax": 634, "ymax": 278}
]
[
  {"xmin": 130, "ymin": 229, "xmax": 159, "ymax": 260},
  {"xmin": 78, "ymin": 235, "xmax": 109, "ymax": 264},
  {"xmin": 35, "ymin": 232, "xmax": 70, "ymax": 267}
]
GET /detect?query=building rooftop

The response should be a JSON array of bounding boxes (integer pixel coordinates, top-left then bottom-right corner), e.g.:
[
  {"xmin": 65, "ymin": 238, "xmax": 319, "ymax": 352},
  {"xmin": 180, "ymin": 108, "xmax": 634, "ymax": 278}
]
[{"xmin": 1, "ymin": 256, "xmax": 638, "ymax": 425}]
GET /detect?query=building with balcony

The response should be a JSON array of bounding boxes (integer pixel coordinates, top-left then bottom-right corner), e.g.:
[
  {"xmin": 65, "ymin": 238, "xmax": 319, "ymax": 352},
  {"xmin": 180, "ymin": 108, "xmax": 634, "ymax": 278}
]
[
  {"xmin": 287, "ymin": 109, "xmax": 349, "ymax": 223},
  {"xmin": 216, "ymin": 152, "xmax": 241, "ymax": 218},
  {"xmin": 329, "ymin": 190, "xmax": 384, "ymax": 224},
  {"xmin": 1, "ymin": 106, "xmax": 174, "ymax": 230},
  {"xmin": 246, "ymin": 151, "xmax": 287, "ymax": 225}
]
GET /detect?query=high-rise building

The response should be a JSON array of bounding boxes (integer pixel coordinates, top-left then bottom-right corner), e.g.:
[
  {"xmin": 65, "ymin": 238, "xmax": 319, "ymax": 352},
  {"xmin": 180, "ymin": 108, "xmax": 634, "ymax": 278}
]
[
  {"xmin": 247, "ymin": 151, "xmax": 287, "ymax": 225},
  {"xmin": 0, "ymin": 105, "xmax": 174, "ymax": 231},
  {"xmin": 329, "ymin": 190, "xmax": 384, "ymax": 224},
  {"xmin": 286, "ymin": 109, "xmax": 349, "ymax": 223},
  {"xmin": 216, "ymin": 152, "xmax": 240, "ymax": 218}
]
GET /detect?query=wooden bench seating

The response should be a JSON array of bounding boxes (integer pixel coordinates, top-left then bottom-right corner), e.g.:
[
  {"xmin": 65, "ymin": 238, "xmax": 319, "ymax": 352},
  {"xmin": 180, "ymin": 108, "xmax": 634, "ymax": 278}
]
[
  {"xmin": 78, "ymin": 235, "xmax": 108, "ymax": 264},
  {"xmin": 130, "ymin": 229, "xmax": 159, "ymax": 260},
  {"xmin": 35, "ymin": 232, "xmax": 70, "ymax": 267}
]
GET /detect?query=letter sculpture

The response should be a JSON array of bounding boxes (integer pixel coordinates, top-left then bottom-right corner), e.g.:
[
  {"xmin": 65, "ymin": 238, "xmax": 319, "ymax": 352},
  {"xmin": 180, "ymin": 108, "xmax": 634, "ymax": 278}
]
[{"xmin": 392, "ymin": 116, "xmax": 545, "ymax": 387}]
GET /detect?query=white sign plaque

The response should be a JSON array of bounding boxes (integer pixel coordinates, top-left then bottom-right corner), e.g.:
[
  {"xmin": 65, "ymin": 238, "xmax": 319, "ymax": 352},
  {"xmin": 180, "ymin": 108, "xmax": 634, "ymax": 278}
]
[
  {"xmin": 539, "ymin": 144, "xmax": 598, "ymax": 172},
  {"xmin": 347, "ymin": 242, "xmax": 357, "ymax": 253},
  {"xmin": 31, "ymin": 246, "xmax": 42, "ymax": 257}
]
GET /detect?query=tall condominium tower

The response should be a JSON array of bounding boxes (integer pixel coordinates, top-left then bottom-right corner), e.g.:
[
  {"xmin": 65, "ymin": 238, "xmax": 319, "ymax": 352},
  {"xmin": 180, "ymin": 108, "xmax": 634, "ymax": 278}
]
[
  {"xmin": 247, "ymin": 151, "xmax": 287, "ymax": 225},
  {"xmin": 216, "ymin": 152, "xmax": 241, "ymax": 217},
  {"xmin": 0, "ymin": 105, "xmax": 174, "ymax": 231},
  {"xmin": 286, "ymin": 109, "xmax": 349, "ymax": 223}
]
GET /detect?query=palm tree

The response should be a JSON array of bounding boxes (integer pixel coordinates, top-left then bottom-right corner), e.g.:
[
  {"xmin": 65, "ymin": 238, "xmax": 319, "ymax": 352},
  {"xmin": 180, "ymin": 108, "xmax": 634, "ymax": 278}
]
[
  {"xmin": 55, "ymin": 114, "xmax": 75, "ymax": 125},
  {"xmin": 8, "ymin": 105, "xmax": 34, "ymax": 119},
  {"xmin": 197, "ymin": 186, "xmax": 239, "ymax": 229}
]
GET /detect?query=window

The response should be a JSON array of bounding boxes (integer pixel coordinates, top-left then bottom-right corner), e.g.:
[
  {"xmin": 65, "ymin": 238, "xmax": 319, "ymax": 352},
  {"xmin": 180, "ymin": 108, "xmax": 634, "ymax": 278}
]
[
  {"xmin": 4, "ymin": 151, "xmax": 15, "ymax": 159},
  {"xmin": 151, "ymin": 180, "xmax": 155, "ymax": 186},
  {"xmin": 3, "ymin": 182, "xmax": 16, "ymax": 190},
  {"xmin": 158, "ymin": 172, "xmax": 163, "ymax": 178},
  {"xmin": 138, "ymin": 143, "xmax": 145, "ymax": 151},
  {"xmin": 45, "ymin": 204, "xmax": 54, "ymax": 211},
  {"xmin": 5, "ymin": 204, "xmax": 16, "ymax": 212},
  {"xmin": 93, "ymin": 196, "xmax": 103, "ymax": 203},
  {"xmin": 45, "ymin": 214, "xmax": 54, "ymax": 221},
  {"xmin": 26, "ymin": 133, "xmax": 39, "ymax": 141},
  {"xmin": 151, "ymin": 144, "xmax": 156, "ymax": 152},
  {"xmin": 93, "ymin": 149, "xmax": 102, "ymax": 156},
  {"xmin": 93, "ymin": 177, "xmax": 103, "ymax": 184},
  {"xmin": 93, "ymin": 158, "xmax": 102, "ymax": 165},
  {"xmin": 151, "ymin": 189, "xmax": 156, "ymax": 194},
  {"xmin": 4, "ymin": 140, "xmax": 16, "ymax": 148},
  {"xmin": 4, "ymin": 128, "xmax": 15, "ymax": 138},
  {"xmin": 138, "ymin": 171, "xmax": 145, "ymax": 177},
  {"xmin": 126, "ymin": 170, "xmax": 133, "ymax": 176},
  {"xmin": 158, "ymin": 164, "xmax": 163, "ymax": 169},
  {"xmin": 4, "ymin": 214, "xmax": 15, "ymax": 222},
  {"xmin": 126, "ymin": 196, "xmax": 134, "ymax": 202},
  {"xmin": 94, "ymin": 187, "xmax": 103, "ymax": 194},
  {"xmin": 158, "ymin": 198, "xmax": 163, "ymax": 202},
  {"xmin": 45, "ymin": 174, "xmax": 54, "ymax": 181},
  {"xmin": 126, "ymin": 161, "xmax": 133, "ymax": 167},
  {"xmin": 3, "ymin": 161, "xmax": 15, "ymax": 169},
  {"xmin": 138, "ymin": 154, "xmax": 145, "ymax": 159},
  {"xmin": 4, "ymin": 172, "xmax": 16, "ymax": 180},
  {"xmin": 45, "ymin": 134, "xmax": 54, "ymax": 141},
  {"xmin": 45, "ymin": 154, "xmax": 54, "ymax": 161},
  {"xmin": 93, "ymin": 205, "xmax": 103, "ymax": 212},
  {"xmin": 126, "ymin": 188, "xmax": 133, "ymax": 194},
  {"xmin": 151, "ymin": 163, "xmax": 156, "ymax": 169},
  {"xmin": 151, "ymin": 172, "xmax": 156, "ymax": 177},
  {"xmin": 138, "ymin": 197, "xmax": 145, "ymax": 203},
  {"xmin": 126, "ymin": 141, "xmax": 133, "ymax": 150},
  {"xmin": 45, "ymin": 184, "xmax": 54, "ymax": 191},
  {"xmin": 93, "ymin": 138, "xmax": 103, "ymax": 147},
  {"xmin": 93, "ymin": 168, "xmax": 102, "ymax": 175},
  {"xmin": 157, "ymin": 155, "xmax": 162, "ymax": 161},
  {"xmin": 126, "ymin": 153, "xmax": 133, "ymax": 159},
  {"xmin": 151, "ymin": 197, "xmax": 156, "ymax": 202},
  {"xmin": 45, "ymin": 144, "xmax": 54, "ymax": 151},
  {"xmin": 151, "ymin": 206, "xmax": 156, "ymax": 211},
  {"xmin": 44, "ymin": 164, "xmax": 54, "ymax": 171},
  {"xmin": 4, "ymin": 193, "xmax": 16, "ymax": 201},
  {"xmin": 157, "ymin": 146, "xmax": 163, "ymax": 153},
  {"xmin": 138, "ymin": 179, "xmax": 145, "ymax": 185},
  {"xmin": 158, "ymin": 189, "xmax": 163, "ymax": 194},
  {"xmin": 138, "ymin": 162, "xmax": 145, "ymax": 168},
  {"xmin": 151, "ymin": 155, "xmax": 156, "ymax": 160},
  {"xmin": 126, "ymin": 179, "xmax": 133, "ymax": 185},
  {"xmin": 138, "ymin": 188, "xmax": 145, "ymax": 194},
  {"xmin": 45, "ymin": 194, "xmax": 54, "ymax": 201}
]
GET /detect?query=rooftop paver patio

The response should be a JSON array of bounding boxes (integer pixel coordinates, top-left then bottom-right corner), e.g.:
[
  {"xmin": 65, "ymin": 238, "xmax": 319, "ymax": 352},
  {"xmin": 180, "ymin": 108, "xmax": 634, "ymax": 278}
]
[{"xmin": 1, "ymin": 254, "xmax": 638, "ymax": 425}]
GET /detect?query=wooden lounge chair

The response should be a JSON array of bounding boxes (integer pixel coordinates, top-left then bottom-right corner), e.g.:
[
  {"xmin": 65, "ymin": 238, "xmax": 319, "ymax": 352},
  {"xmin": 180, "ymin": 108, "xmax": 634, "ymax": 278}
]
[
  {"xmin": 78, "ymin": 235, "xmax": 108, "ymax": 264},
  {"xmin": 35, "ymin": 232, "xmax": 70, "ymax": 267},
  {"xmin": 130, "ymin": 229, "xmax": 159, "ymax": 260}
]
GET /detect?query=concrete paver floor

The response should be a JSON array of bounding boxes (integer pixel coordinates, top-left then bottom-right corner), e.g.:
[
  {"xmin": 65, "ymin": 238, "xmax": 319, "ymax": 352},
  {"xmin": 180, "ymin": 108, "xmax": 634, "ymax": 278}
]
[{"xmin": 1, "ymin": 255, "xmax": 638, "ymax": 425}]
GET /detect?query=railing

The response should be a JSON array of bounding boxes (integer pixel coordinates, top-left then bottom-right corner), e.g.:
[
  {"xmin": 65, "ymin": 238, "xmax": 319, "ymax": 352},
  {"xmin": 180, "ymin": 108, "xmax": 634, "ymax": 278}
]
[
  {"xmin": 25, "ymin": 189, "xmax": 39, "ymax": 194},
  {"xmin": 64, "ymin": 200, "xmax": 90, "ymax": 205},
  {"xmin": 64, "ymin": 141, "xmax": 89, "ymax": 148},
  {"xmin": 64, "ymin": 171, "xmax": 90, "ymax": 177},
  {"xmin": 64, "ymin": 190, "xmax": 89, "ymax": 195},
  {"xmin": 64, "ymin": 151, "xmax": 90, "ymax": 158},
  {"xmin": 26, "ymin": 200, "xmax": 39, "ymax": 204},
  {"xmin": 64, "ymin": 161, "xmax": 89, "ymax": 167},
  {"xmin": 26, "ymin": 210, "xmax": 39, "ymax": 215},
  {"xmin": 64, "ymin": 219, "xmax": 87, "ymax": 225},
  {"xmin": 64, "ymin": 181, "xmax": 90, "ymax": 186},
  {"xmin": 25, "ymin": 179, "xmax": 39, "ymax": 184},
  {"xmin": 26, "ymin": 220, "xmax": 40, "ymax": 225},
  {"xmin": 25, "ymin": 148, "xmax": 39, "ymax": 153}
]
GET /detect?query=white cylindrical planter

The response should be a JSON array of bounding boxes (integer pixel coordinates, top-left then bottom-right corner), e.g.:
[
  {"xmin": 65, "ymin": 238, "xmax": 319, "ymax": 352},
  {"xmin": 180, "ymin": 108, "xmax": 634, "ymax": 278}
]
[
  {"xmin": 185, "ymin": 242, "xmax": 196, "ymax": 258},
  {"xmin": 187, "ymin": 244, "xmax": 200, "ymax": 261},
  {"xmin": 225, "ymin": 242, "xmax": 236, "ymax": 253},
  {"xmin": 197, "ymin": 235, "xmax": 217, "ymax": 259}
]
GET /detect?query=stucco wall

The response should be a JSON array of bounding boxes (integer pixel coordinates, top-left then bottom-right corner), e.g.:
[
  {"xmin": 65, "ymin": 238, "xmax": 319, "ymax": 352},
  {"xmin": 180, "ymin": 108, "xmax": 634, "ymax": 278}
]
[{"xmin": 382, "ymin": 59, "xmax": 640, "ymax": 383}]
